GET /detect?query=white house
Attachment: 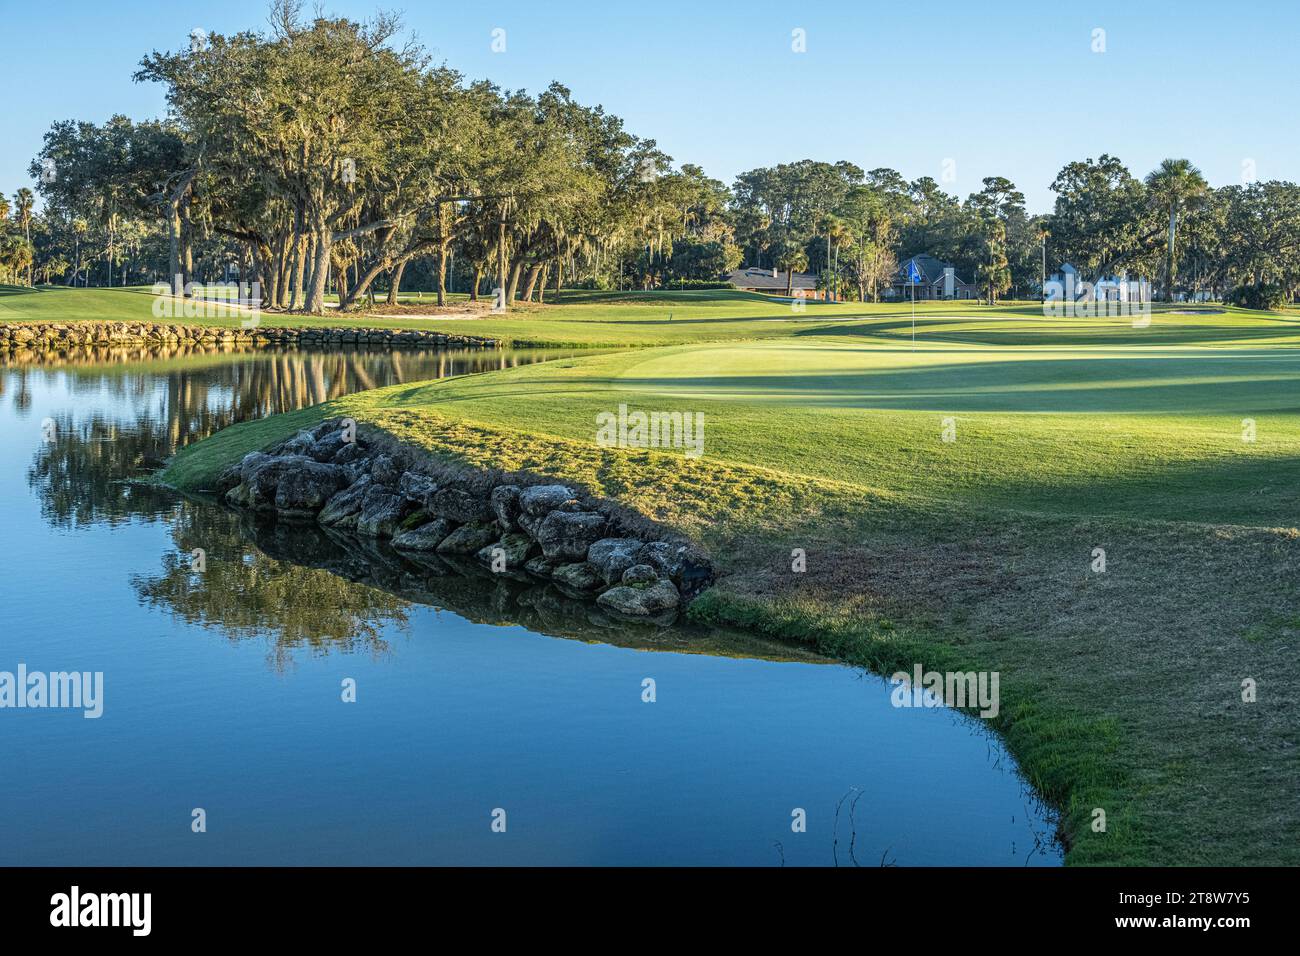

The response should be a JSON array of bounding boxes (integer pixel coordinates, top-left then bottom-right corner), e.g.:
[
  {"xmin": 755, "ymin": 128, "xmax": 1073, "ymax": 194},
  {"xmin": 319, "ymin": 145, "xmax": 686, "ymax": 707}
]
[{"xmin": 1046, "ymin": 263, "xmax": 1150, "ymax": 304}]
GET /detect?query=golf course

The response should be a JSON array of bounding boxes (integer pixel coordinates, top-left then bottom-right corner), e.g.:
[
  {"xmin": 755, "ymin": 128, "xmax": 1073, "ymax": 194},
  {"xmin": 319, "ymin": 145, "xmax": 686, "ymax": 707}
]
[
  {"xmin": 6, "ymin": 282, "xmax": 1297, "ymax": 864},
  {"xmin": 11, "ymin": 0, "xmax": 1300, "ymax": 922},
  {"xmin": 69, "ymin": 284, "xmax": 1289, "ymax": 867}
]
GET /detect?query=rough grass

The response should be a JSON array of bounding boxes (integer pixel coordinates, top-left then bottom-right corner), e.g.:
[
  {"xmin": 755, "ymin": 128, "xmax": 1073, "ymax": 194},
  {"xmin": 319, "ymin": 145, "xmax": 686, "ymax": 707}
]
[{"xmin": 160, "ymin": 293, "xmax": 1300, "ymax": 866}]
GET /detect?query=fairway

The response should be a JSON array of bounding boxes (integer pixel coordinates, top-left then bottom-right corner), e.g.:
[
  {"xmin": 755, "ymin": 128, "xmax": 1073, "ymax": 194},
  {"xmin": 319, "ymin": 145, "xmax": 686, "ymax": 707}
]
[{"xmin": 245, "ymin": 312, "xmax": 1295, "ymax": 529}]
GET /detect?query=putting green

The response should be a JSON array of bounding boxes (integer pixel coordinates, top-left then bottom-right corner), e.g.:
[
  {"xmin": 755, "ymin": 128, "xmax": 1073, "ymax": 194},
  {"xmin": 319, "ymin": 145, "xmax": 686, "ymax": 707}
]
[{"xmin": 609, "ymin": 339, "xmax": 1300, "ymax": 414}]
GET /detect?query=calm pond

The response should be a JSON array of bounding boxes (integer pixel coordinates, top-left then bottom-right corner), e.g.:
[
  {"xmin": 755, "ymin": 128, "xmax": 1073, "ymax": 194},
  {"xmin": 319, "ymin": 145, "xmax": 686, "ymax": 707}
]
[{"xmin": 0, "ymin": 343, "xmax": 1061, "ymax": 866}]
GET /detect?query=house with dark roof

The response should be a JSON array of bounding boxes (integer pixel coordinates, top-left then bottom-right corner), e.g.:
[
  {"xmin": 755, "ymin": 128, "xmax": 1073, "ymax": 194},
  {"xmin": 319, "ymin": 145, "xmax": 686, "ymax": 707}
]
[
  {"xmin": 887, "ymin": 254, "xmax": 977, "ymax": 300},
  {"xmin": 725, "ymin": 267, "xmax": 825, "ymax": 299}
]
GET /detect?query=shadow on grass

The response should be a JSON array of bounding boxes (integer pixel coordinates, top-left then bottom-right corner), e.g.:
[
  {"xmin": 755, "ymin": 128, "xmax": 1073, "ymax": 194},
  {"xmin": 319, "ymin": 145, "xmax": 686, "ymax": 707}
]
[
  {"xmin": 799, "ymin": 318, "xmax": 1300, "ymax": 348},
  {"xmin": 605, "ymin": 354, "xmax": 1300, "ymax": 413},
  {"xmin": 0, "ymin": 284, "xmax": 79, "ymax": 297}
]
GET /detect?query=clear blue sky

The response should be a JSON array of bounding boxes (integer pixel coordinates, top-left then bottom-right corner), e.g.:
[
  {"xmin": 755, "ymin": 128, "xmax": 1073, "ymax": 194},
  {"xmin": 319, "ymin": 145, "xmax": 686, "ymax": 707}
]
[{"xmin": 2, "ymin": 0, "xmax": 1296, "ymax": 213}]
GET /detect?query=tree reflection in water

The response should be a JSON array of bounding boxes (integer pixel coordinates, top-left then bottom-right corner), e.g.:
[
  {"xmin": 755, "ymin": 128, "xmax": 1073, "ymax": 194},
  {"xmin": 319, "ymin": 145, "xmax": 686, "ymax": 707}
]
[
  {"xmin": 130, "ymin": 501, "xmax": 413, "ymax": 670},
  {"xmin": 9, "ymin": 344, "xmax": 561, "ymax": 666},
  {"xmin": 18, "ymin": 344, "xmax": 564, "ymax": 528},
  {"xmin": 14, "ymin": 343, "xmax": 816, "ymax": 668}
]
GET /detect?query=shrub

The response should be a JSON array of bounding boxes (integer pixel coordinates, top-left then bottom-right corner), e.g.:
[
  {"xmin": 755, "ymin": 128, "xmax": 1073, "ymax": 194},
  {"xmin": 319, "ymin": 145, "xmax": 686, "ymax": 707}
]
[
  {"xmin": 666, "ymin": 280, "xmax": 734, "ymax": 290},
  {"xmin": 1228, "ymin": 283, "xmax": 1288, "ymax": 310}
]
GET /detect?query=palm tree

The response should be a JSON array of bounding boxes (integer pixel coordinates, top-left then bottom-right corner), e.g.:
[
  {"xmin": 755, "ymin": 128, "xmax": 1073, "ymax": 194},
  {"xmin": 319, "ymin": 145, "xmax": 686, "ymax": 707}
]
[
  {"xmin": 1145, "ymin": 158, "xmax": 1208, "ymax": 302},
  {"xmin": 15, "ymin": 189, "xmax": 35, "ymax": 285},
  {"xmin": 70, "ymin": 217, "xmax": 88, "ymax": 286},
  {"xmin": 825, "ymin": 217, "xmax": 853, "ymax": 301},
  {"xmin": 778, "ymin": 246, "xmax": 809, "ymax": 297}
]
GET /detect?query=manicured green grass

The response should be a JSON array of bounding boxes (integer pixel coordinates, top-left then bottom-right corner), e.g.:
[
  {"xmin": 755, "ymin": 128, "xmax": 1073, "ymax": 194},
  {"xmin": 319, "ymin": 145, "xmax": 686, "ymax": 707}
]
[
  {"xmin": 190, "ymin": 332, "xmax": 1297, "ymax": 526},
  {"xmin": 155, "ymin": 290, "xmax": 1300, "ymax": 866},
  {"xmin": 2, "ymin": 283, "xmax": 881, "ymax": 345},
  {"xmin": 12, "ymin": 283, "xmax": 1292, "ymax": 349}
]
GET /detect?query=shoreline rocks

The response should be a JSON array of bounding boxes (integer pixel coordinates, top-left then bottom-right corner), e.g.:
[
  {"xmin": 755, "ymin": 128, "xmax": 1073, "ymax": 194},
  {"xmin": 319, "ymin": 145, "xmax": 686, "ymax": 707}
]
[
  {"xmin": 214, "ymin": 417, "xmax": 715, "ymax": 619},
  {"xmin": 0, "ymin": 321, "xmax": 500, "ymax": 351}
]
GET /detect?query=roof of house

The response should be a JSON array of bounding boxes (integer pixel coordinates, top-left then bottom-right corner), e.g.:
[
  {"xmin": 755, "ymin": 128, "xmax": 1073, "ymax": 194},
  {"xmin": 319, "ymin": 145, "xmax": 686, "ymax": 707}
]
[
  {"xmin": 897, "ymin": 253, "xmax": 972, "ymax": 286},
  {"xmin": 725, "ymin": 268, "xmax": 818, "ymax": 291}
]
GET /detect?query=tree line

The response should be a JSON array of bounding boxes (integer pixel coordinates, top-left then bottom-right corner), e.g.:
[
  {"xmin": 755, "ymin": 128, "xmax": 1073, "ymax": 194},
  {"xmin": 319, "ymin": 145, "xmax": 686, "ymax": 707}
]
[
  {"xmin": 3, "ymin": 2, "xmax": 1298, "ymax": 310},
  {"xmin": 729, "ymin": 155, "xmax": 1300, "ymax": 307}
]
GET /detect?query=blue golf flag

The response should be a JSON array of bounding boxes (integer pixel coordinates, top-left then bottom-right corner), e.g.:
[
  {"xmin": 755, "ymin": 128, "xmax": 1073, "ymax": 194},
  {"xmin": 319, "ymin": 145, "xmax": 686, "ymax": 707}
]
[{"xmin": 906, "ymin": 260, "xmax": 922, "ymax": 284}]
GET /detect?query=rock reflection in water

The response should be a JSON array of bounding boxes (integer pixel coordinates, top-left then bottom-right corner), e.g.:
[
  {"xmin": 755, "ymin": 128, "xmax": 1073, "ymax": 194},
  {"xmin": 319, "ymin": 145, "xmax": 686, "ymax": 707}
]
[{"xmin": 130, "ymin": 499, "xmax": 827, "ymax": 668}]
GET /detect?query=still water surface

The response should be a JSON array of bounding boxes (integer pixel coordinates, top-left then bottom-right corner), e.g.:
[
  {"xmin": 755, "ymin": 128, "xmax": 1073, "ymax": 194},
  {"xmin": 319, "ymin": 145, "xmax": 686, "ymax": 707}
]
[{"xmin": 0, "ymin": 343, "xmax": 1061, "ymax": 865}]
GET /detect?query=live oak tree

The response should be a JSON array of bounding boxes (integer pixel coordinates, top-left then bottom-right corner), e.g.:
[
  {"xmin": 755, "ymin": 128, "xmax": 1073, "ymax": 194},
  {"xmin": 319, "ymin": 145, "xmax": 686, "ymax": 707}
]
[
  {"xmin": 16, "ymin": 4, "xmax": 1300, "ymax": 307},
  {"xmin": 839, "ymin": 186, "xmax": 897, "ymax": 302},
  {"xmin": 1044, "ymin": 155, "xmax": 1154, "ymax": 284},
  {"xmin": 1217, "ymin": 182, "xmax": 1300, "ymax": 299}
]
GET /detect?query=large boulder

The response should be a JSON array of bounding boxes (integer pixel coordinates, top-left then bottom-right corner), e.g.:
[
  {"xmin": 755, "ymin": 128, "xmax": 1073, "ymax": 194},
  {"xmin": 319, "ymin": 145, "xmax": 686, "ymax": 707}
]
[
  {"xmin": 586, "ymin": 538, "xmax": 646, "ymax": 584},
  {"xmin": 307, "ymin": 430, "xmax": 349, "ymax": 463},
  {"xmin": 519, "ymin": 484, "xmax": 576, "ymax": 516},
  {"xmin": 355, "ymin": 486, "xmax": 414, "ymax": 537},
  {"xmin": 272, "ymin": 429, "xmax": 316, "ymax": 456},
  {"xmin": 621, "ymin": 564, "xmax": 657, "ymax": 585},
  {"xmin": 392, "ymin": 517, "xmax": 456, "ymax": 551},
  {"xmin": 639, "ymin": 541, "xmax": 684, "ymax": 578},
  {"xmin": 398, "ymin": 472, "xmax": 437, "ymax": 504},
  {"xmin": 332, "ymin": 442, "xmax": 368, "ymax": 470},
  {"xmin": 273, "ymin": 461, "xmax": 352, "ymax": 516},
  {"xmin": 490, "ymin": 485, "xmax": 522, "ymax": 530},
  {"xmin": 318, "ymin": 476, "xmax": 374, "ymax": 529},
  {"xmin": 524, "ymin": 555, "xmax": 563, "ymax": 578},
  {"xmin": 435, "ymin": 521, "xmax": 499, "ymax": 555},
  {"xmin": 596, "ymin": 579, "xmax": 681, "ymax": 617},
  {"xmin": 311, "ymin": 419, "xmax": 344, "ymax": 440},
  {"xmin": 476, "ymin": 533, "xmax": 538, "ymax": 570},
  {"xmin": 516, "ymin": 510, "xmax": 546, "ymax": 537},
  {"xmin": 552, "ymin": 562, "xmax": 602, "ymax": 593},
  {"xmin": 244, "ymin": 455, "xmax": 315, "ymax": 510},
  {"xmin": 536, "ymin": 510, "xmax": 607, "ymax": 560},
  {"xmin": 214, "ymin": 461, "xmax": 245, "ymax": 495},
  {"xmin": 641, "ymin": 540, "xmax": 715, "ymax": 598},
  {"xmin": 369, "ymin": 454, "xmax": 403, "ymax": 487},
  {"xmin": 426, "ymin": 485, "xmax": 493, "ymax": 523},
  {"xmin": 224, "ymin": 481, "xmax": 250, "ymax": 508},
  {"xmin": 237, "ymin": 451, "xmax": 274, "ymax": 484}
]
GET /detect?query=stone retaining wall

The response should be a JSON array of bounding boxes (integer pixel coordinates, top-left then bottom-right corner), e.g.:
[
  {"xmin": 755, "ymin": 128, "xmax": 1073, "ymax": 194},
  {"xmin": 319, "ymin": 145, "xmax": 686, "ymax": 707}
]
[
  {"xmin": 214, "ymin": 418, "xmax": 714, "ymax": 621},
  {"xmin": 0, "ymin": 321, "xmax": 500, "ymax": 351}
]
